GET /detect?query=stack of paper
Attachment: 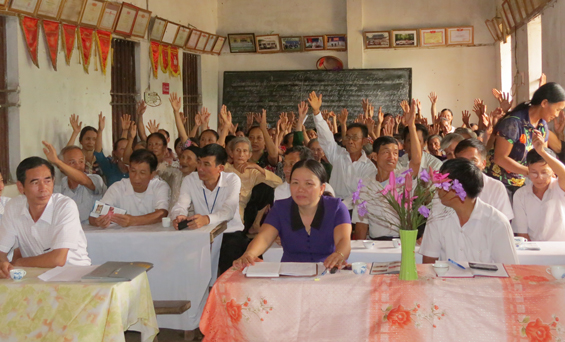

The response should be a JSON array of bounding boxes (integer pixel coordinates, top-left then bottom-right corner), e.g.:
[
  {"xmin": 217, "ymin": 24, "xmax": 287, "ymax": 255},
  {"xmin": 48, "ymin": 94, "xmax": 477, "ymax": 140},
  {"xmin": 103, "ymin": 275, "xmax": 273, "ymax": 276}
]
[{"xmin": 436, "ymin": 262, "xmax": 509, "ymax": 278}]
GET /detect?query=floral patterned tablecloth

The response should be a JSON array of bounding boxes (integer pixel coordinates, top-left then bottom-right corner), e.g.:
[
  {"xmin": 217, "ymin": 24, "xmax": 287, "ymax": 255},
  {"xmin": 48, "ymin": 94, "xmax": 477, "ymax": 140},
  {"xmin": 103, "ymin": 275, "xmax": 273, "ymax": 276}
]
[
  {"xmin": 200, "ymin": 264, "xmax": 565, "ymax": 342},
  {"xmin": 0, "ymin": 267, "xmax": 159, "ymax": 342}
]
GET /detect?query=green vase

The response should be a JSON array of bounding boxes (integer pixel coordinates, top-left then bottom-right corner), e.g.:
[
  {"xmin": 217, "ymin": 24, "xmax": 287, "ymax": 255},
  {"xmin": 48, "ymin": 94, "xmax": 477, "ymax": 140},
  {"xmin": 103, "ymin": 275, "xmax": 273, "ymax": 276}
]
[{"xmin": 399, "ymin": 229, "xmax": 418, "ymax": 280}]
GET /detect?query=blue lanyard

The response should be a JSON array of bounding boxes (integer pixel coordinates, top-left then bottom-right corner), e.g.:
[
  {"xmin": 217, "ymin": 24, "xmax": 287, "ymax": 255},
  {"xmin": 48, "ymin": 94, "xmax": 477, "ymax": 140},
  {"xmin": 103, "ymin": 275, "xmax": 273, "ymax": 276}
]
[{"xmin": 203, "ymin": 187, "xmax": 220, "ymax": 214}]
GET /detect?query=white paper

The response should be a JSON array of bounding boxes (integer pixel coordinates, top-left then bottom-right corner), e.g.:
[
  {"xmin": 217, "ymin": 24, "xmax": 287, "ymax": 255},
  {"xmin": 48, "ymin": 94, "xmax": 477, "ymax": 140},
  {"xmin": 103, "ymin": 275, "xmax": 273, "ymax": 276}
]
[
  {"xmin": 279, "ymin": 263, "xmax": 317, "ymax": 277},
  {"xmin": 90, "ymin": 201, "xmax": 127, "ymax": 218},
  {"xmin": 39, "ymin": 265, "xmax": 99, "ymax": 282},
  {"xmin": 517, "ymin": 242, "xmax": 541, "ymax": 250},
  {"xmin": 436, "ymin": 262, "xmax": 509, "ymax": 278},
  {"xmin": 350, "ymin": 240, "xmax": 366, "ymax": 249},
  {"xmin": 245, "ymin": 262, "xmax": 281, "ymax": 278}
]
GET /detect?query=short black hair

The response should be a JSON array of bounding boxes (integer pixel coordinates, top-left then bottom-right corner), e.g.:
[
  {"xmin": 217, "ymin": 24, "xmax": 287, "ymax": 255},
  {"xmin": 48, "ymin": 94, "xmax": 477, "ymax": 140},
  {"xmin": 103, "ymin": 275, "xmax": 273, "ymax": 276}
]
[
  {"xmin": 347, "ymin": 123, "xmax": 369, "ymax": 138},
  {"xmin": 200, "ymin": 143, "xmax": 228, "ymax": 166},
  {"xmin": 373, "ymin": 136, "xmax": 399, "ymax": 154},
  {"xmin": 147, "ymin": 132, "xmax": 168, "ymax": 147},
  {"xmin": 454, "ymin": 138, "xmax": 487, "ymax": 160},
  {"xmin": 441, "ymin": 108, "xmax": 453, "ymax": 116},
  {"xmin": 402, "ymin": 123, "xmax": 429, "ymax": 141},
  {"xmin": 225, "ymin": 134, "xmax": 236, "ymax": 147},
  {"xmin": 158, "ymin": 129, "xmax": 170, "ymax": 139},
  {"xmin": 200, "ymin": 129, "xmax": 220, "ymax": 141},
  {"xmin": 113, "ymin": 138, "xmax": 128, "ymax": 151},
  {"xmin": 439, "ymin": 158, "xmax": 484, "ymax": 199},
  {"xmin": 283, "ymin": 132, "xmax": 294, "ymax": 146},
  {"xmin": 16, "ymin": 157, "xmax": 55, "ymax": 184},
  {"xmin": 333, "ymin": 133, "xmax": 343, "ymax": 144},
  {"xmin": 284, "ymin": 145, "xmax": 314, "ymax": 160},
  {"xmin": 174, "ymin": 137, "xmax": 182, "ymax": 149},
  {"xmin": 526, "ymin": 148, "xmax": 557, "ymax": 165},
  {"xmin": 290, "ymin": 159, "xmax": 328, "ymax": 184},
  {"xmin": 79, "ymin": 126, "xmax": 98, "ymax": 142},
  {"xmin": 130, "ymin": 149, "xmax": 158, "ymax": 172}
]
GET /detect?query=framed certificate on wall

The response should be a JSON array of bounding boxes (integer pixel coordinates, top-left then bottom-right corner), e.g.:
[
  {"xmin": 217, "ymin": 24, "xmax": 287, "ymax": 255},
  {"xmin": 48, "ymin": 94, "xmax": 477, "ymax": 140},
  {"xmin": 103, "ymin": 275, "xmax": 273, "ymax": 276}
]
[
  {"xmin": 35, "ymin": 0, "xmax": 63, "ymax": 19},
  {"xmin": 9, "ymin": 0, "xmax": 40, "ymax": 15},
  {"xmin": 212, "ymin": 36, "xmax": 226, "ymax": 55},
  {"xmin": 79, "ymin": 0, "xmax": 104, "ymax": 28},
  {"xmin": 114, "ymin": 2, "xmax": 138, "ymax": 36},
  {"xmin": 161, "ymin": 21, "xmax": 178, "ymax": 44},
  {"xmin": 0, "ymin": 0, "xmax": 8, "ymax": 10},
  {"xmin": 446, "ymin": 26, "xmax": 474, "ymax": 45},
  {"xmin": 185, "ymin": 30, "xmax": 201, "ymax": 50},
  {"xmin": 419, "ymin": 28, "xmax": 446, "ymax": 47},
  {"xmin": 149, "ymin": 16, "xmax": 167, "ymax": 41},
  {"xmin": 131, "ymin": 8, "xmax": 151, "ymax": 38},
  {"xmin": 173, "ymin": 26, "xmax": 190, "ymax": 47},
  {"xmin": 204, "ymin": 35, "xmax": 217, "ymax": 52},
  {"xmin": 59, "ymin": 0, "xmax": 85, "ymax": 24},
  {"xmin": 97, "ymin": 1, "xmax": 120, "ymax": 31},
  {"xmin": 195, "ymin": 32, "xmax": 209, "ymax": 51}
]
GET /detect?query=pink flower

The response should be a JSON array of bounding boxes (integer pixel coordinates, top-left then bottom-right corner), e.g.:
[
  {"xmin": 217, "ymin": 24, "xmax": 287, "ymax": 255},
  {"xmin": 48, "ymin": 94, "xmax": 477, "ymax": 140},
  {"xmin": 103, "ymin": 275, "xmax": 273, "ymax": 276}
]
[{"xmin": 431, "ymin": 170, "xmax": 450, "ymax": 183}]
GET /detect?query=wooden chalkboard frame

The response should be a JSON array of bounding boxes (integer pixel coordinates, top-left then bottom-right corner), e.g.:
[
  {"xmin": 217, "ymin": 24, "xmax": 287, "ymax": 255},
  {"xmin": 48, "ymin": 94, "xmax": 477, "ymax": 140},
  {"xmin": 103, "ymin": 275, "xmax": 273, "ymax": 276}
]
[{"xmin": 222, "ymin": 68, "xmax": 412, "ymax": 129}]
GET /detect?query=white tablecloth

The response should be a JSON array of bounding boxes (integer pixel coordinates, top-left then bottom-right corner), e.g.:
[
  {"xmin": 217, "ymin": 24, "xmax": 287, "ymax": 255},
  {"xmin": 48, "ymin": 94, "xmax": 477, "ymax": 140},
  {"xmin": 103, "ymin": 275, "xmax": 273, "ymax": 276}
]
[
  {"xmin": 83, "ymin": 222, "xmax": 221, "ymax": 330},
  {"xmin": 262, "ymin": 240, "xmax": 565, "ymax": 265}
]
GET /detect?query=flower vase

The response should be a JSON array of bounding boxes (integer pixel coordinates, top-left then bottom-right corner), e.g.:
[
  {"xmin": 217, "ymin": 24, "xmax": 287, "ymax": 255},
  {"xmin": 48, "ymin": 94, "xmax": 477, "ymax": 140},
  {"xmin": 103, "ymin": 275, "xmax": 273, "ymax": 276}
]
[{"xmin": 399, "ymin": 229, "xmax": 418, "ymax": 280}]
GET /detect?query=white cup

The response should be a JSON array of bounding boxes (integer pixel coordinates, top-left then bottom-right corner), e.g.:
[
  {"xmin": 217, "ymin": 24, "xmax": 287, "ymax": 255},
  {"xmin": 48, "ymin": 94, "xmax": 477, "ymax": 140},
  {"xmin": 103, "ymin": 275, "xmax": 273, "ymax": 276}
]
[
  {"xmin": 433, "ymin": 261, "xmax": 449, "ymax": 276},
  {"xmin": 363, "ymin": 240, "xmax": 376, "ymax": 249},
  {"xmin": 392, "ymin": 238, "xmax": 401, "ymax": 248},
  {"xmin": 547, "ymin": 265, "xmax": 565, "ymax": 279},
  {"xmin": 162, "ymin": 217, "xmax": 171, "ymax": 228},
  {"xmin": 10, "ymin": 269, "xmax": 26, "ymax": 281},
  {"xmin": 352, "ymin": 262, "xmax": 367, "ymax": 275},
  {"xmin": 514, "ymin": 236, "xmax": 527, "ymax": 246}
]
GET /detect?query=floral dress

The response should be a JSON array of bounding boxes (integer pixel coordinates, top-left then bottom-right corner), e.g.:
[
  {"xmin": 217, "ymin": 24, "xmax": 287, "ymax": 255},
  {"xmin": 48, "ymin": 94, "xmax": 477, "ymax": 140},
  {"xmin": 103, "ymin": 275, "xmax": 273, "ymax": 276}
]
[{"xmin": 484, "ymin": 107, "xmax": 548, "ymax": 187}]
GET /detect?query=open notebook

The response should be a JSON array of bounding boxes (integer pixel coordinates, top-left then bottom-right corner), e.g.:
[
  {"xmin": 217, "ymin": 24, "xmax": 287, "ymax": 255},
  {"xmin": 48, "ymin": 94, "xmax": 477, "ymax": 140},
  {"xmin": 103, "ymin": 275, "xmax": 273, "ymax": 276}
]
[
  {"xmin": 245, "ymin": 262, "xmax": 318, "ymax": 278},
  {"xmin": 436, "ymin": 262, "xmax": 509, "ymax": 278}
]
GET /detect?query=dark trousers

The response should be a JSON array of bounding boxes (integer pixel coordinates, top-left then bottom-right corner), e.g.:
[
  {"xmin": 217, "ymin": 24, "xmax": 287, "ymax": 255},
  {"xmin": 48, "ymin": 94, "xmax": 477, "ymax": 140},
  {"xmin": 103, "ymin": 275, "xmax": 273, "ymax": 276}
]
[
  {"xmin": 243, "ymin": 183, "xmax": 275, "ymax": 234},
  {"xmin": 219, "ymin": 231, "xmax": 251, "ymax": 275}
]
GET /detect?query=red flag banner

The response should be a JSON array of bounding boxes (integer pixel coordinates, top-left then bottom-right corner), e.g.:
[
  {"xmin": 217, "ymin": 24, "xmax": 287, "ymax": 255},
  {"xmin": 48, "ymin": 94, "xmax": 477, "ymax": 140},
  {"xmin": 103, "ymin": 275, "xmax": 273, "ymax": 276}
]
[
  {"xmin": 96, "ymin": 30, "xmax": 112, "ymax": 75},
  {"xmin": 150, "ymin": 41, "xmax": 160, "ymax": 78},
  {"xmin": 19, "ymin": 16, "xmax": 40, "ymax": 68},
  {"xmin": 62, "ymin": 23, "xmax": 77, "ymax": 65},
  {"xmin": 160, "ymin": 43, "xmax": 169, "ymax": 73},
  {"xmin": 78, "ymin": 26, "xmax": 94, "ymax": 73},
  {"xmin": 42, "ymin": 20, "xmax": 59, "ymax": 70},
  {"xmin": 169, "ymin": 46, "xmax": 180, "ymax": 77}
]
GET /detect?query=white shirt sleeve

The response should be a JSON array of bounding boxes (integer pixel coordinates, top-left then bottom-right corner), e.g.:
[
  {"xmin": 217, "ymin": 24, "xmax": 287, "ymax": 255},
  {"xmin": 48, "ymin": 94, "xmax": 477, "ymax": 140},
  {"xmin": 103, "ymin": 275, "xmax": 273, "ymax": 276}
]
[
  {"xmin": 0, "ymin": 207, "xmax": 17, "ymax": 253},
  {"xmin": 50, "ymin": 198, "xmax": 84, "ymax": 251},
  {"xmin": 152, "ymin": 180, "xmax": 171, "ymax": 212},
  {"xmin": 491, "ymin": 220, "xmax": 520, "ymax": 264},
  {"xmin": 511, "ymin": 189, "xmax": 528, "ymax": 234},
  {"xmin": 100, "ymin": 182, "xmax": 121, "ymax": 208},
  {"xmin": 170, "ymin": 176, "xmax": 194, "ymax": 219},
  {"xmin": 208, "ymin": 175, "xmax": 241, "ymax": 227},
  {"xmin": 419, "ymin": 220, "xmax": 442, "ymax": 259},
  {"xmin": 89, "ymin": 174, "xmax": 107, "ymax": 196},
  {"xmin": 313, "ymin": 113, "xmax": 341, "ymax": 165},
  {"xmin": 492, "ymin": 181, "xmax": 514, "ymax": 220}
]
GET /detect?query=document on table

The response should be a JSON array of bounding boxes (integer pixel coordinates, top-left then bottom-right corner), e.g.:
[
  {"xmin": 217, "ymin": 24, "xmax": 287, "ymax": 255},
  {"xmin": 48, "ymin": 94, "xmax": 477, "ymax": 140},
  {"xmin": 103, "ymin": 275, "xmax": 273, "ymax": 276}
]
[
  {"xmin": 39, "ymin": 265, "xmax": 99, "ymax": 282},
  {"xmin": 516, "ymin": 242, "xmax": 541, "ymax": 250},
  {"xmin": 436, "ymin": 262, "xmax": 509, "ymax": 278},
  {"xmin": 245, "ymin": 262, "xmax": 318, "ymax": 277}
]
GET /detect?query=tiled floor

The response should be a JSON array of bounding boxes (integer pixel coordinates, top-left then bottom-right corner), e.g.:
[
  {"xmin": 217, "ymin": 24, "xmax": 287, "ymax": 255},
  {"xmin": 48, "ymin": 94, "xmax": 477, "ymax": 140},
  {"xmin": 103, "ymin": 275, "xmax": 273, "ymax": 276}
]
[{"xmin": 125, "ymin": 328, "xmax": 203, "ymax": 342}]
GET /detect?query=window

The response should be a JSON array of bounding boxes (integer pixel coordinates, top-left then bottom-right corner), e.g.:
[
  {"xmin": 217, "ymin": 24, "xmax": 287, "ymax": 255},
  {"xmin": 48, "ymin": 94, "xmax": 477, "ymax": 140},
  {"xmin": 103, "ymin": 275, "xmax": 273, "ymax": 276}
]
[
  {"xmin": 182, "ymin": 52, "xmax": 201, "ymax": 132},
  {"xmin": 499, "ymin": 35, "xmax": 513, "ymax": 95},
  {"xmin": 0, "ymin": 16, "xmax": 8, "ymax": 179},
  {"xmin": 110, "ymin": 39, "xmax": 137, "ymax": 143},
  {"xmin": 526, "ymin": 15, "xmax": 542, "ymax": 98}
]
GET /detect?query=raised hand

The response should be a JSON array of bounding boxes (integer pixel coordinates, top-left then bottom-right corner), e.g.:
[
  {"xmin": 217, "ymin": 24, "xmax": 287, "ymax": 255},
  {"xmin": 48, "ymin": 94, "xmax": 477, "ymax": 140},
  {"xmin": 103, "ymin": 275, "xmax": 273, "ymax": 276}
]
[
  {"xmin": 405, "ymin": 99, "xmax": 417, "ymax": 126},
  {"xmin": 428, "ymin": 92, "xmax": 438, "ymax": 104},
  {"xmin": 554, "ymin": 110, "xmax": 565, "ymax": 136},
  {"xmin": 137, "ymin": 100, "xmax": 147, "ymax": 116},
  {"xmin": 369, "ymin": 105, "xmax": 375, "ymax": 119},
  {"xmin": 98, "ymin": 112, "xmax": 106, "ymax": 131},
  {"xmin": 70, "ymin": 114, "xmax": 82, "ymax": 134},
  {"xmin": 462, "ymin": 110, "xmax": 471, "ymax": 128},
  {"xmin": 366, "ymin": 118, "xmax": 375, "ymax": 136},
  {"xmin": 499, "ymin": 92, "xmax": 513, "ymax": 113},
  {"xmin": 253, "ymin": 112, "xmax": 262, "ymax": 124},
  {"xmin": 337, "ymin": 108, "xmax": 348, "ymax": 125},
  {"xmin": 362, "ymin": 98, "xmax": 371, "ymax": 117},
  {"xmin": 288, "ymin": 112, "xmax": 296, "ymax": 126},
  {"xmin": 307, "ymin": 91, "xmax": 323, "ymax": 114},
  {"xmin": 539, "ymin": 73, "xmax": 547, "ymax": 87},
  {"xmin": 298, "ymin": 101, "xmax": 309, "ymax": 118},
  {"xmin": 246, "ymin": 113, "xmax": 254, "ymax": 130},
  {"xmin": 532, "ymin": 129, "xmax": 545, "ymax": 152},
  {"xmin": 201, "ymin": 107, "xmax": 211, "ymax": 128},
  {"xmin": 260, "ymin": 109, "xmax": 268, "ymax": 131},
  {"xmin": 42, "ymin": 141, "xmax": 60, "ymax": 164},
  {"xmin": 321, "ymin": 109, "xmax": 329, "ymax": 120},
  {"xmin": 120, "ymin": 114, "xmax": 131, "ymax": 131},
  {"xmin": 129, "ymin": 122, "xmax": 137, "ymax": 139},
  {"xmin": 195, "ymin": 113, "xmax": 203, "ymax": 127},
  {"xmin": 169, "ymin": 92, "xmax": 182, "ymax": 113},
  {"xmin": 400, "ymin": 100, "xmax": 410, "ymax": 115},
  {"xmin": 429, "ymin": 123, "xmax": 441, "ymax": 136},
  {"xmin": 146, "ymin": 119, "xmax": 160, "ymax": 133},
  {"xmin": 383, "ymin": 122, "xmax": 394, "ymax": 137}
]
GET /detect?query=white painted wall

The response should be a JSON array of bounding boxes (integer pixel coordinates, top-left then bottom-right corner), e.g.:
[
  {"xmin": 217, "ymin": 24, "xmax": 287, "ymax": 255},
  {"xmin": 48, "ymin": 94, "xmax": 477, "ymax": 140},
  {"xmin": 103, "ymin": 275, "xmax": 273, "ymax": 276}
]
[
  {"xmin": 7, "ymin": 0, "xmax": 218, "ymax": 177},
  {"xmin": 541, "ymin": 0, "xmax": 565, "ymax": 87},
  {"xmin": 217, "ymin": 0, "xmax": 498, "ymax": 127}
]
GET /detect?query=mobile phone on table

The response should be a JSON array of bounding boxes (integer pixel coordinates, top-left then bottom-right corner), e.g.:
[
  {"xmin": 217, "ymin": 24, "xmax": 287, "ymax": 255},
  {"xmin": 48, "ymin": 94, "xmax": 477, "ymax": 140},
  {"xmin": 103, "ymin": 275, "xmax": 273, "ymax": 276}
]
[
  {"xmin": 468, "ymin": 262, "xmax": 498, "ymax": 271},
  {"xmin": 178, "ymin": 219, "xmax": 193, "ymax": 230}
]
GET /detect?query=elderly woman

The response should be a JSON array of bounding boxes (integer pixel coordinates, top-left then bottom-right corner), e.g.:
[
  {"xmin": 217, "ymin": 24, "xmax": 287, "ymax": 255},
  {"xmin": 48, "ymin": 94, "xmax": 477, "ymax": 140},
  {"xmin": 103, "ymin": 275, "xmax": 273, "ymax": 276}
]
[
  {"xmin": 233, "ymin": 159, "xmax": 352, "ymax": 269},
  {"xmin": 485, "ymin": 82, "xmax": 565, "ymax": 195},
  {"xmin": 66, "ymin": 114, "xmax": 99, "ymax": 174},
  {"xmin": 225, "ymin": 137, "xmax": 282, "ymax": 227}
]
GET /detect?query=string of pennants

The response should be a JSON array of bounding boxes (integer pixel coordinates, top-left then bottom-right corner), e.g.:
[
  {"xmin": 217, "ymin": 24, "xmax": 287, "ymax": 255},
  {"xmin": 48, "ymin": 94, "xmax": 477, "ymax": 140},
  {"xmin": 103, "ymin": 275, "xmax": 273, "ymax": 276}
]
[{"xmin": 6, "ymin": 1, "xmax": 226, "ymax": 77}]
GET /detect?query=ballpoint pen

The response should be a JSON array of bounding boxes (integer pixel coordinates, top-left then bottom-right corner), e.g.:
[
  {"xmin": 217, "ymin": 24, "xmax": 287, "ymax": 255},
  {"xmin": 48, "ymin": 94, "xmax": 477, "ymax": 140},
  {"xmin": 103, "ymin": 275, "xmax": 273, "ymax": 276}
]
[
  {"xmin": 321, "ymin": 267, "xmax": 328, "ymax": 276},
  {"xmin": 448, "ymin": 259, "xmax": 466, "ymax": 270}
]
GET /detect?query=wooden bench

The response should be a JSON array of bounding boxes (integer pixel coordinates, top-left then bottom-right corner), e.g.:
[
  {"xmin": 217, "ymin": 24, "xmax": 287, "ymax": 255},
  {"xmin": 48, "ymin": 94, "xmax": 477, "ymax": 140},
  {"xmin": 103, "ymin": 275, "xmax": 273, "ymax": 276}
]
[{"xmin": 153, "ymin": 300, "xmax": 191, "ymax": 315}]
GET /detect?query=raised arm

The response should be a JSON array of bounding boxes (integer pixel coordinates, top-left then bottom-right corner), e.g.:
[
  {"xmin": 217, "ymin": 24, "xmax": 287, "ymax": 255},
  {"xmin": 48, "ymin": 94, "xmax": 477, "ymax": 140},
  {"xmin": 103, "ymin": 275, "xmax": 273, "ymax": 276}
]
[
  {"xmin": 95, "ymin": 112, "xmax": 104, "ymax": 153},
  {"xmin": 309, "ymin": 91, "xmax": 341, "ymax": 164},
  {"xmin": 120, "ymin": 114, "xmax": 131, "ymax": 139},
  {"xmin": 533, "ymin": 130, "xmax": 565, "ymax": 191},
  {"xmin": 136, "ymin": 100, "xmax": 148, "ymax": 141},
  {"xmin": 169, "ymin": 92, "xmax": 189, "ymax": 143},
  {"xmin": 66, "ymin": 114, "xmax": 82, "ymax": 147},
  {"xmin": 406, "ymin": 99, "xmax": 422, "ymax": 172},
  {"xmin": 260, "ymin": 109, "xmax": 279, "ymax": 165},
  {"xmin": 337, "ymin": 108, "xmax": 348, "ymax": 140},
  {"xmin": 217, "ymin": 105, "xmax": 232, "ymax": 147},
  {"xmin": 123, "ymin": 122, "xmax": 137, "ymax": 164},
  {"xmin": 43, "ymin": 141, "xmax": 95, "ymax": 190},
  {"xmin": 428, "ymin": 92, "xmax": 438, "ymax": 125}
]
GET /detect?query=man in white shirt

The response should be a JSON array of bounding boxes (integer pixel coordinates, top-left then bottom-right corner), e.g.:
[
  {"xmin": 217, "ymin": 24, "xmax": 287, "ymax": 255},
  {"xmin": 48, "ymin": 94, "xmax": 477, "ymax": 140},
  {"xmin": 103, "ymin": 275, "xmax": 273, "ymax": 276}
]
[
  {"xmin": 440, "ymin": 133, "xmax": 465, "ymax": 160},
  {"xmin": 513, "ymin": 132, "xmax": 565, "ymax": 241},
  {"xmin": 274, "ymin": 146, "xmax": 335, "ymax": 201},
  {"xmin": 420, "ymin": 158, "xmax": 518, "ymax": 264},
  {"xmin": 352, "ymin": 100, "xmax": 422, "ymax": 240},
  {"xmin": 453, "ymin": 139, "xmax": 513, "ymax": 220},
  {"xmin": 397, "ymin": 123, "xmax": 443, "ymax": 172},
  {"xmin": 170, "ymin": 144, "xmax": 243, "ymax": 274},
  {"xmin": 308, "ymin": 91, "xmax": 377, "ymax": 210},
  {"xmin": 89, "ymin": 149, "xmax": 170, "ymax": 228},
  {"xmin": 0, "ymin": 171, "xmax": 9, "ymax": 219},
  {"xmin": 0, "ymin": 157, "xmax": 91, "ymax": 278},
  {"xmin": 43, "ymin": 143, "xmax": 106, "ymax": 223}
]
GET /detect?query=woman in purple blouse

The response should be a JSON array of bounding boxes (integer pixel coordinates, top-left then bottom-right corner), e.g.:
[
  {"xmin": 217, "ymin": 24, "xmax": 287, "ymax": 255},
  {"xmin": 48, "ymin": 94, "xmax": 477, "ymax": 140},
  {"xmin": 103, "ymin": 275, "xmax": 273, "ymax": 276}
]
[{"xmin": 233, "ymin": 159, "xmax": 352, "ymax": 270}]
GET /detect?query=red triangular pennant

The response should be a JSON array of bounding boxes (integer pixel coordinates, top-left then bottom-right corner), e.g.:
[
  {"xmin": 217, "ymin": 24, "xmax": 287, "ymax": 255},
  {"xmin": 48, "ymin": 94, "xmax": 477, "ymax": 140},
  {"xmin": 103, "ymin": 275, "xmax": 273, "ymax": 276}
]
[
  {"xmin": 78, "ymin": 26, "xmax": 94, "ymax": 73},
  {"xmin": 62, "ymin": 23, "xmax": 77, "ymax": 65},
  {"xmin": 96, "ymin": 30, "xmax": 111, "ymax": 75},
  {"xmin": 150, "ymin": 41, "xmax": 159, "ymax": 78},
  {"xmin": 160, "ymin": 44, "xmax": 169, "ymax": 73},
  {"xmin": 20, "ymin": 16, "xmax": 40, "ymax": 68},
  {"xmin": 42, "ymin": 20, "xmax": 59, "ymax": 70}
]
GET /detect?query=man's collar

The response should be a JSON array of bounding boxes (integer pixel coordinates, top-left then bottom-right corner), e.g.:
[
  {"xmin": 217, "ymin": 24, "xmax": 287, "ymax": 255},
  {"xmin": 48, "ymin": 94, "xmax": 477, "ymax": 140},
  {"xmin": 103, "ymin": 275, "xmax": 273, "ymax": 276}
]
[
  {"xmin": 21, "ymin": 195, "xmax": 54, "ymax": 224},
  {"xmin": 200, "ymin": 172, "xmax": 225, "ymax": 191},
  {"xmin": 291, "ymin": 198, "xmax": 325, "ymax": 231}
]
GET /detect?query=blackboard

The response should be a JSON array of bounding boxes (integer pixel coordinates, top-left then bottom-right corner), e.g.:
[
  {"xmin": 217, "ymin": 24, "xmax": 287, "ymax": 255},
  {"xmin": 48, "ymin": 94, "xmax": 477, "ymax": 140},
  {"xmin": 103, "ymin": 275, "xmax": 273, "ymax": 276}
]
[{"xmin": 222, "ymin": 68, "xmax": 412, "ymax": 128}]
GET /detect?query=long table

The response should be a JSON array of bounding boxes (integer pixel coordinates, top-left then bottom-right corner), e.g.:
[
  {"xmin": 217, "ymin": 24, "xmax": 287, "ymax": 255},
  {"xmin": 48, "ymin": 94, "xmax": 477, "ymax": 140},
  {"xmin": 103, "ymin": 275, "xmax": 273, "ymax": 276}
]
[
  {"xmin": 83, "ymin": 222, "xmax": 226, "ymax": 331},
  {"xmin": 201, "ymin": 264, "xmax": 565, "ymax": 341},
  {"xmin": 263, "ymin": 240, "xmax": 565, "ymax": 265},
  {"xmin": 0, "ymin": 267, "xmax": 158, "ymax": 342}
]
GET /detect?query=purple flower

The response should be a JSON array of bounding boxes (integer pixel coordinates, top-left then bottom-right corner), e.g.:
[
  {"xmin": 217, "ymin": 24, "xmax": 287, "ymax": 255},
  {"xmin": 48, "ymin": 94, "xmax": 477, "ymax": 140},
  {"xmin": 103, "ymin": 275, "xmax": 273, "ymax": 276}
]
[
  {"xmin": 396, "ymin": 176, "xmax": 406, "ymax": 185},
  {"xmin": 401, "ymin": 168, "xmax": 413, "ymax": 177},
  {"xmin": 452, "ymin": 179, "xmax": 467, "ymax": 201},
  {"xmin": 352, "ymin": 190, "xmax": 360, "ymax": 203},
  {"xmin": 419, "ymin": 169, "xmax": 430, "ymax": 183},
  {"xmin": 356, "ymin": 179, "xmax": 364, "ymax": 191},
  {"xmin": 358, "ymin": 201, "xmax": 368, "ymax": 217},
  {"xmin": 434, "ymin": 181, "xmax": 451, "ymax": 191},
  {"xmin": 418, "ymin": 205, "xmax": 430, "ymax": 218}
]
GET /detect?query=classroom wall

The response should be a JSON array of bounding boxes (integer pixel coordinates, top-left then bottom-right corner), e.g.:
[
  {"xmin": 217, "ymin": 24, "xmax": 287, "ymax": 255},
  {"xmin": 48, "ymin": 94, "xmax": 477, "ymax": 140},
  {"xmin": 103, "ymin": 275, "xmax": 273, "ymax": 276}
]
[
  {"xmin": 217, "ymin": 0, "xmax": 498, "ymax": 127},
  {"xmin": 541, "ymin": 0, "xmax": 565, "ymax": 87},
  {"xmin": 7, "ymin": 0, "xmax": 218, "ymax": 177}
]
